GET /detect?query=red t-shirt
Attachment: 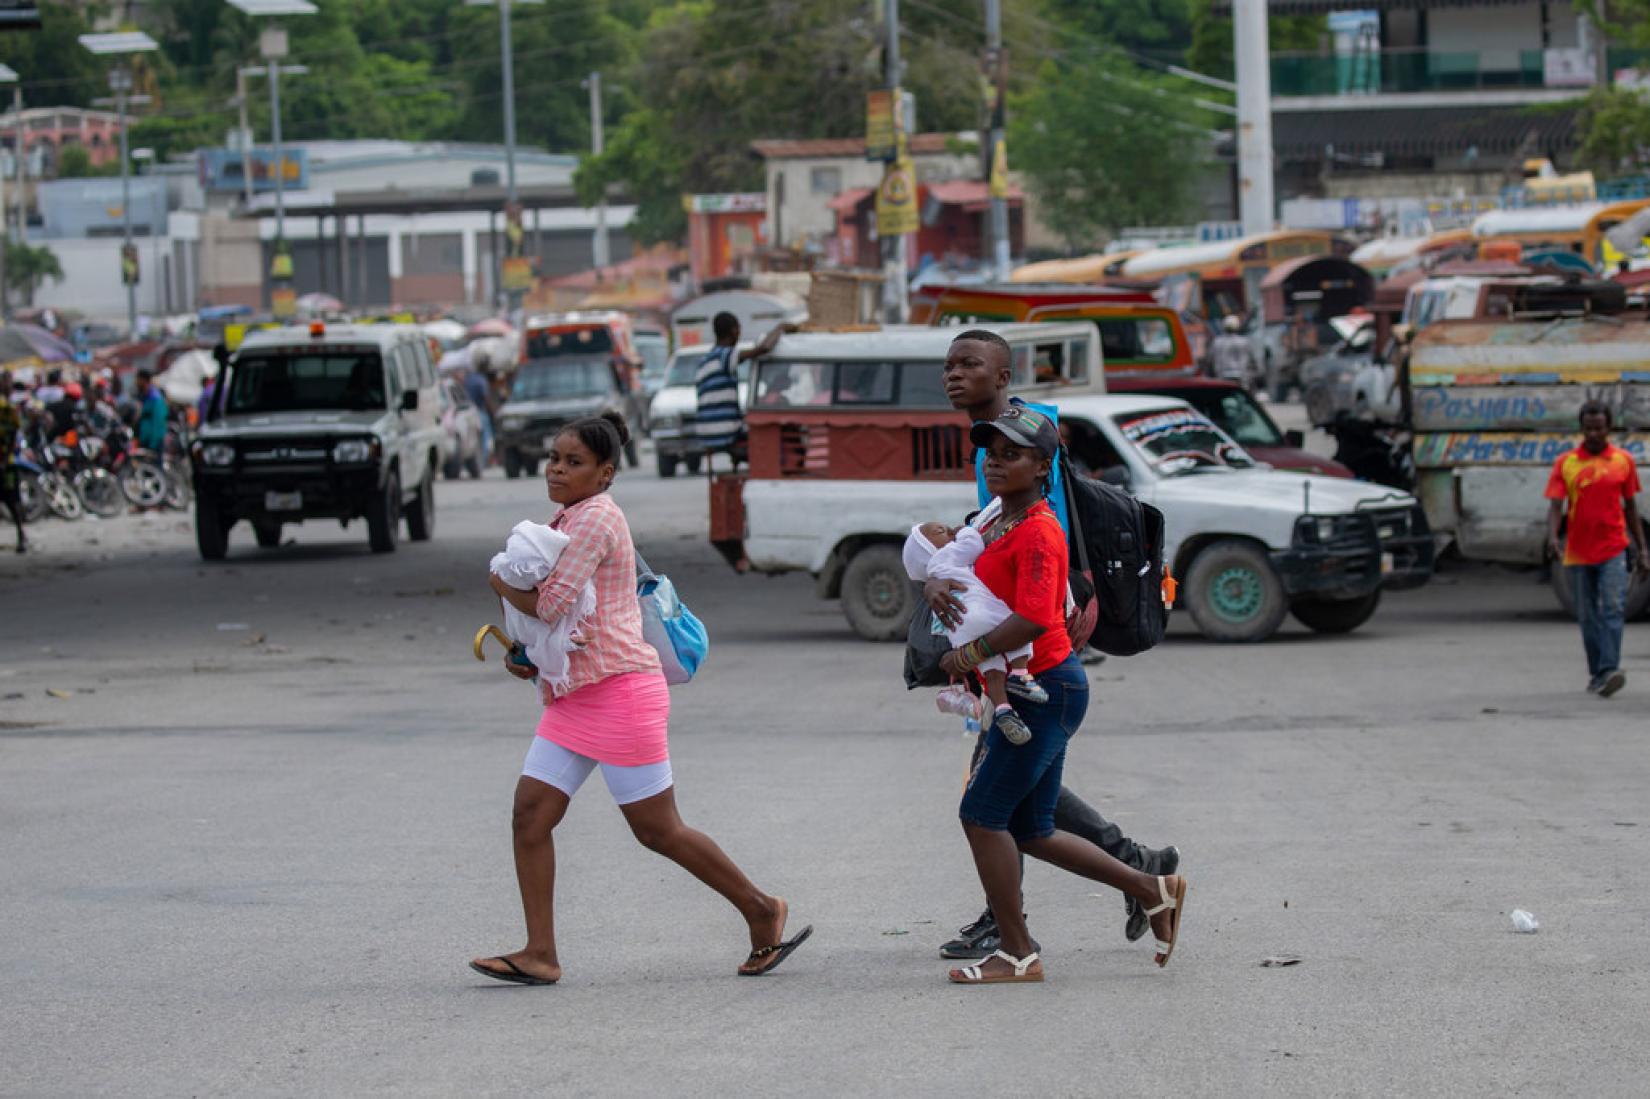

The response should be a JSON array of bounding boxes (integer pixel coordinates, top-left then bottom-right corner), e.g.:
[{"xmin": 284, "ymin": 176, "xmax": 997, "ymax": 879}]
[
  {"xmin": 973, "ymin": 501, "xmax": 1072, "ymax": 674},
  {"xmin": 1544, "ymin": 444, "xmax": 1642, "ymax": 565}
]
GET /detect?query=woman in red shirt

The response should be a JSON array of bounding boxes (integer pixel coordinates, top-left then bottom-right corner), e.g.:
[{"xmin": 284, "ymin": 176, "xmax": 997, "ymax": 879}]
[
  {"xmin": 469, "ymin": 412, "xmax": 810, "ymax": 985},
  {"xmin": 941, "ymin": 407, "xmax": 1189, "ymax": 985}
]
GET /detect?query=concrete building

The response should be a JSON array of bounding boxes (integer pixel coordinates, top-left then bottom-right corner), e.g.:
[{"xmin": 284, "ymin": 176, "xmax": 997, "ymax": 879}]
[
  {"xmin": 0, "ymin": 107, "xmax": 123, "ymax": 179},
  {"xmin": 1233, "ymin": 0, "xmax": 1600, "ymax": 214},
  {"xmin": 23, "ymin": 139, "xmax": 634, "ymax": 324}
]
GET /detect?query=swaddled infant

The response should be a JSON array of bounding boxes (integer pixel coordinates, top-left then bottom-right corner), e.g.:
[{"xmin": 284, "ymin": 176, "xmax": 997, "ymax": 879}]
[
  {"xmin": 489, "ymin": 519, "xmax": 597, "ymax": 694},
  {"xmin": 903, "ymin": 519, "xmax": 1048, "ymax": 746}
]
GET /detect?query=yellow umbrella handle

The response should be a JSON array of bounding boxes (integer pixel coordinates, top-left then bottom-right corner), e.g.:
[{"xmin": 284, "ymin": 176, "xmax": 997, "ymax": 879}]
[{"xmin": 472, "ymin": 624, "xmax": 515, "ymax": 662}]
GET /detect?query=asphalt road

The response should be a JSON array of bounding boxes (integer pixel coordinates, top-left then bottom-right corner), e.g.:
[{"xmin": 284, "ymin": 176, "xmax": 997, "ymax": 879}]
[{"xmin": 3, "ymin": 442, "xmax": 1648, "ymax": 1097}]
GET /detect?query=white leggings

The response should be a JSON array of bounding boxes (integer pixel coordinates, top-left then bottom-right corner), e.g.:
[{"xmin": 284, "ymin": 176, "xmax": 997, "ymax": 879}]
[{"xmin": 521, "ymin": 737, "xmax": 674, "ymax": 806}]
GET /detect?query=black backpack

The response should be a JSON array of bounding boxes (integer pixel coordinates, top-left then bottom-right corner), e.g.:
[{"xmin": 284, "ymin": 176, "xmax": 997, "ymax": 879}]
[{"xmin": 1060, "ymin": 452, "xmax": 1171, "ymax": 656}]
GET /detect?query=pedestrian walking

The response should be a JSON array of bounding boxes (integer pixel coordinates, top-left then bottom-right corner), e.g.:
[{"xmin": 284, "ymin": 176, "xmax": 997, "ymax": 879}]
[
  {"xmin": 1210, "ymin": 315, "xmax": 1258, "ymax": 390},
  {"xmin": 133, "ymin": 370, "xmax": 169, "ymax": 454},
  {"xmin": 693, "ymin": 313, "xmax": 787, "ymax": 470},
  {"xmin": 927, "ymin": 330, "xmax": 1180, "ymax": 961},
  {"xmin": 469, "ymin": 411, "xmax": 809, "ymax": 985},
  {"xmin": 463, "ymin": 365, "xmax": 495, "ymax": 467},
  {"xmin": 1545, "ymin": 400, "xmax": 1650, "ymax": 698},
  {"xmin": 938, "ymin": 406, "xmax": 1188, "ymax": 984},
  {"xmin": 0, "ymin": 371, "xmax": 27, "ymax": 553}
]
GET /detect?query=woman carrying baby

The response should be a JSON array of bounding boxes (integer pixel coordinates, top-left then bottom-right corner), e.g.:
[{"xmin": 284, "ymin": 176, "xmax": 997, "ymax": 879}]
[
  {"xmin": 469, "ymin": 411, "xmax": 810, "ymax": 985},
  {"xmin": 941, "ymin": 406, "xmax": 1188, "ymax": 985}
]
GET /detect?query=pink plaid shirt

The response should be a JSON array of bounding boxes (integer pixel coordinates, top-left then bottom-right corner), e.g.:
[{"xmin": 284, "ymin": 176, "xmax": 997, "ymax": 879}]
[{"xmin": 534, "ymin": 492, "xmax": 661, "ymax": 702}]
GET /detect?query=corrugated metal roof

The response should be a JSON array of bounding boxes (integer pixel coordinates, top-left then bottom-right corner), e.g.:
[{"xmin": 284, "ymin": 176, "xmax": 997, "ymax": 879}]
[
  {"xmin": 1273, "ymin": 104, "xmax": 1579, "ymax": 158},
  {"xmin": 751, "ymin": 133, "xmax": 962, "ymax": 160}
]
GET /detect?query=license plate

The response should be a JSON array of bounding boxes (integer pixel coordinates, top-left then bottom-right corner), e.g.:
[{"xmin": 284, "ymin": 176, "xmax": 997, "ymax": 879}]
[
  {"xmin": 1380, "ymin": 552, "xmax": 1394, "ymax": 575},
  {"xmin": 265, "ymin": 490, "xmax": 303, "ymax": 512}
]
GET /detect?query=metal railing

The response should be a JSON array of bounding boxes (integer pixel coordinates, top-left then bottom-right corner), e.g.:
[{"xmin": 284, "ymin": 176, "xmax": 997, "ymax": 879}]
[{"xmin": 1272, "ymin": 48, "xmax": 1547, "ymax": 96}]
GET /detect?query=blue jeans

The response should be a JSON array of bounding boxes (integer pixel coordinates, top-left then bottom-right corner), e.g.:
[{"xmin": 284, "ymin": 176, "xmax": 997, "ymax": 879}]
[
  {"xmin": 1569, "ymin": 552, "xmax": 1629, "ymax": 678},
  {"xmin": 959, "ymin": 656, "xmax": 1089, "ymax": 841}
]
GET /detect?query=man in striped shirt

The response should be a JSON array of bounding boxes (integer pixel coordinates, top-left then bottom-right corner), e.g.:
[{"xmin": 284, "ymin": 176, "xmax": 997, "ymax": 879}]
[{"xmin": 694, "ymin": 312, "xmax": 787, "ymax": 468}]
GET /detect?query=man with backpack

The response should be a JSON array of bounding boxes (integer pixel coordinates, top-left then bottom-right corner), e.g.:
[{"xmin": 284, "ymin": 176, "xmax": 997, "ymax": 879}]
[{"xmin": 923, "ymin": 328, "xmax": 1180, "ymax": 959}]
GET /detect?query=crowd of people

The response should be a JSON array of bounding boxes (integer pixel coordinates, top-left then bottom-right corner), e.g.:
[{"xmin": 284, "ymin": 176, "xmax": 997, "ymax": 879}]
[{"xmin": 1, "ymin": 362, "xmax": 195, "ymax": 549}]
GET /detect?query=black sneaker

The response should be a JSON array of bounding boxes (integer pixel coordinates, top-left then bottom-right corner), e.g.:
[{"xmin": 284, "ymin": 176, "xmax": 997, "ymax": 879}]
[
  {"xmin": 994, "ymin": 708, "xmax": 1033, "ymax": 746},
  {"xmin": 940, "ymin": 909, "xmax": 997, "ymax": 959},
  {"xmin": 1599, "ymin": 669, "xmax": 1626, "ymax": 698},
  {"xmin": 1124, "ymin": 844, "xmax": 1181, "ymax": 943},
  {"xmin": 1587, "ymin": 673, "xmax": 1604, "ymax": 694}
]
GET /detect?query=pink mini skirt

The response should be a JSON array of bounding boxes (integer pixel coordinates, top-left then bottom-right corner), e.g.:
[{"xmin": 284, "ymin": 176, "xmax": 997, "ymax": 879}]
[{"xmin": 536, "ymin": 671, "xmax": 671, "ymax": 767}]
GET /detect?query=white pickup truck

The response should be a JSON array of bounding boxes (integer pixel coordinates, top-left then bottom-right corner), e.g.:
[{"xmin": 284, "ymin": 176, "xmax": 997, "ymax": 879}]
[{"xmin": 743, "ymin": 393, "xmax": 1434, "ymax": 642}]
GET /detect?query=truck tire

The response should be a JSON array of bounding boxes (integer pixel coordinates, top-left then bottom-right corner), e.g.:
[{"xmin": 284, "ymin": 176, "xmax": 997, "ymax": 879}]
[
  {"xmin": 252, "ymin": 520, "xmax": 282, "ymax": 549},
  {"xmin": 196, "ymin": 497, "xmax": 230, "ymax": 560},
  {"xmin": 406, "ymin": 469, "xmax": 435, "ymax": 542},
  {"xmin": 624, "ymin": 437, "xmax": 639, "ymax": 469},
  {"xmin": 657, "ymin": 452, "xmax": 678, "ymax": 478},
  {"xmin": 466, "ymin": 449, "xmax": 483, "ymax": 479},
  {"xmin": 503, "ymin": 448, "xmax": 523, "ymax": 479},
  {"xmin": 523, "ymin": 458, "xmax": 539, "ymax": 477},
  {"xmin": 1184, "ymin": 539, "xmax": 1290, "ymax": 642},
  {"xmin": 442, "ymin": 456, "xmax": 461, "ymax": 481},
  {"xmin": 367, "ymin": 472, "xmax": 400, "ymax": 554},
  {"xmin": 1551, "ymin": 555, "xmax": 1650, "ymax": 621},
  {"xmin": 1290, "ymin": 590, "xmax": 1381, "ymax": 634},
  {"xmin": 840, "ymin": 544, "xmax": 914, "ymax": 642},
  {"xmin": 685, "ymin": 454, "xmax": 703, "ymax": 475}
]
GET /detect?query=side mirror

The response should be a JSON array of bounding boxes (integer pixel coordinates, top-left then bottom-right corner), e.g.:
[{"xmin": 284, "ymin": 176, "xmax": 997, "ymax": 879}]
[
  {"xmin": 401, "ymin": 389, "xmax": 419, "ymax": 412},
  {"xmin": 1100, "ymin": 465, "xmax": 1131, "ymax": 488},
  {"xmin": 1284, "ymin": 429, "xmax": 1305, "ymax": 448}
]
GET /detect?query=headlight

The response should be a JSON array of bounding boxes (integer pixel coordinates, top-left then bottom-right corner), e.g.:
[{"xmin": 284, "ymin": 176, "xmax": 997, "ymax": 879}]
[
  {"xmin": 1294, "ymin": 515, "xmax": 1339, "ymax": 543},
  {"xmin": 500, "ymin": 416, "xmax": 525, "ymax": 431},
  {"xmin": 332, "ymin": 438, "xmax": 378, "ymax": 463},
  {"xmin": 200, "ymin": 443, "xmax": 236, "ymax": 467}
]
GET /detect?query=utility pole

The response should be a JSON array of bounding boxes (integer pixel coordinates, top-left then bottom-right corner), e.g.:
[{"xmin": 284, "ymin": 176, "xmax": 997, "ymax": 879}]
[
  {"xmin": 500, "ymin": 0, "xmax": 518, "ymax": 204},
  {"xmin": 587, "ymin": 71, "xmax": 608, "ymax": 269},
  {"xmin": 883, "ymin": 0, "xmax": 908, "ymax": 322},
  {"xmin": 1233, "ymin": 0, "xmax": 1275, "ymax": 236},
  {"xmin": 0, "ymin": 64, "xmax": 15, "ymax": 320},
  {"xmin": 984, "ymin": 0, "xmax": 1010, "ymax": 280},
  {"xmin": 236, "ymin": 66, "xmax": 253, "ymax": 208},
  {"xmin": 116, "ymin": 70, "xmax": 135, "ymax": 332},
  {"xmin": 13, "ymin": 82, "xmax": 23, "ymax": 245}
]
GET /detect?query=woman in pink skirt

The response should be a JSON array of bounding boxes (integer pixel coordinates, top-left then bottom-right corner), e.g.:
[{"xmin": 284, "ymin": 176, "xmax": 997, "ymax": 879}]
[{"xmin": 469, "ymin": 412, "xmax": 809, "ymax": 986}]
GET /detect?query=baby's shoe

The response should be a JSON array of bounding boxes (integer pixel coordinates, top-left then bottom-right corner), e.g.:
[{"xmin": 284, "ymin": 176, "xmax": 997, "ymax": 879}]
[
  {"xmin": 993, "ymin": 705, "xmax": 1033, "ymax": 746},
  {"xmin": 1006, "ymin": 673, "xmax": 1048, "ymax": 704}
]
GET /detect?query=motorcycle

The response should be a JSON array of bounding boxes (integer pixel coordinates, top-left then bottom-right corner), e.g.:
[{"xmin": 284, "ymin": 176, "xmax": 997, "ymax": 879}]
[
  {"xmin": 1323, "ymin": 414, "xmax": 1415, "ymax": 492},
  {"xmin": 41, "ymin": 426, "xmax": 124, "ymax": 519}
]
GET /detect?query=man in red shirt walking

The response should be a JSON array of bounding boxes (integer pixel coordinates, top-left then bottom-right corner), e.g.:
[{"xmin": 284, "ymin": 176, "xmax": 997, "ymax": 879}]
[{"xmin": 1545, "ymin": 401, "xmax": 1650, "ymax": 697}]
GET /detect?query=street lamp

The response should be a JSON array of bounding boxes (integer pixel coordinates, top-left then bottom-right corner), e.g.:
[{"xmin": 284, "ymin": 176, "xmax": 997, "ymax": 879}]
[
  {"xmin": 227, "ymin": 0, "xmax": 316, "ymax": 319},
  {"xmin": 79, "ymin": 30, "xmax": 158, "ymax": 337}
]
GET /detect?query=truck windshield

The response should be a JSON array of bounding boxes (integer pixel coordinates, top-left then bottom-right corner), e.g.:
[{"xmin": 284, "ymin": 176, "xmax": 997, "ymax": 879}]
[
  {"xmin": 1176, "ymin": 389, "xmax": 1283, "ymax": 447},
  {"xmin": 511, "ymin": 360, "xmax": 607, "ymax": 400},
  {"xmin": 1115, "ymin": 408, "xmax": 1255, "ymax": 474},
  {"xmin": 226, "ymin": 352, "xmax": 385, "ymax": 413},
  {"xmin": 525, "ymin": 326, "xmax": 614, "ymax": 359}
]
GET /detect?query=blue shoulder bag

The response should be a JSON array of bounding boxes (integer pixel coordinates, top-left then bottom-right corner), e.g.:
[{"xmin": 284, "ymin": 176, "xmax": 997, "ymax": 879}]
[{"xmin": 635, "ymin": 549, "xmax": 709, "ymax": 684}]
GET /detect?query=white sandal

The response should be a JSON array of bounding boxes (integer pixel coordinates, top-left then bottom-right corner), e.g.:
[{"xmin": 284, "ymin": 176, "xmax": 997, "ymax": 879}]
[
  {"xmin": 1145, "ymin": 875, "xmax": 1188, "ymax": 968},
  {"xmin": 949, "ymin": 948, "xmax": 1044, "ymax": 984}
]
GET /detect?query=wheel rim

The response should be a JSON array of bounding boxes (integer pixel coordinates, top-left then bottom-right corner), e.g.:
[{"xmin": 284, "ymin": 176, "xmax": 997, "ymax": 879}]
[
  {"xmin": 1209, "ymin": 565, "xmax": 1264, "ymax": 623},
  {"xmin": 863, "ymin": 566, "xmax": 905, "ymax": 620}
]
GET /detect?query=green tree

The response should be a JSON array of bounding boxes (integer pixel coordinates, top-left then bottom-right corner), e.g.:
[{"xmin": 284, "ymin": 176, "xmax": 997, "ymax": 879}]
[
  {"xmin": 54, "ymin": 144, "xmax": 116, "ymax": 179},
  {"xmin": 577, "ymin": 0, "xmax": 1044, "ymax": 244},
  {"xmin": 5, "ymin": 240, "xmax": 64, "ymax": 306},
  {"xmin": 1010, "ymin": 56, "xmax": 1212, "ymax": 247},
  {"xmin": 1038, "ymin": 0, "xmax": 1195, "ymax": 60},
  {"xmin": 0, "ymin": 4, "xmax": 105, "ymax": 108},
  {"xmin": 1185, "ymin": 0, "xmax": 1325, "ymax": 80},
  {"xmin": 1576, "ymin": 88, "xmax": 1650, "ymax": 175}
]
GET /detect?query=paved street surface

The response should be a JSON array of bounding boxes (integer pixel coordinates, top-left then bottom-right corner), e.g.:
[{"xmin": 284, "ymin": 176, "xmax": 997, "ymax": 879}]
[{"xmin": 3, "ymin": 438, "xmax": 1648, "ymax": 1097}]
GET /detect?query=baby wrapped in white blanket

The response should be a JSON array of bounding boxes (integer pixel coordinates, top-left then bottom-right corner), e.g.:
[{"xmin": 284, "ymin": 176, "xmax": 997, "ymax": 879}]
[{"xmin": 489, "ymin": 520, "xmax": 598, "ymax": 693}]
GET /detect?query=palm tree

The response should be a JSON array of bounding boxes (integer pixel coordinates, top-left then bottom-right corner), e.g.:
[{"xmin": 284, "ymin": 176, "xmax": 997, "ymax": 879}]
[{"xmin": 6, "ymin": 241, "xmax": 65, "ymax": 307}]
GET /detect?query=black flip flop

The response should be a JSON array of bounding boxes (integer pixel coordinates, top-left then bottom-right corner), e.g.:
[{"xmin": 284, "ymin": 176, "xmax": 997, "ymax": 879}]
[
  {"xmin": 739, "ymin": 924, "xmax": 813, "ymax": 976},
  {"xmin": 469, "ymin": 955, "xmax": 558, "ymax": 986}
]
